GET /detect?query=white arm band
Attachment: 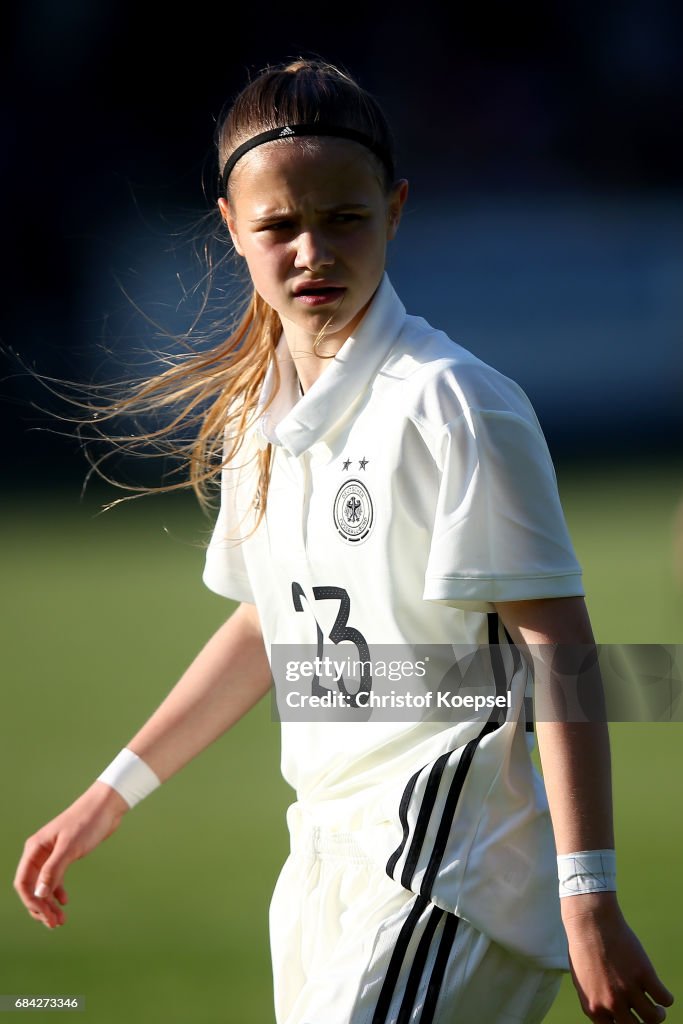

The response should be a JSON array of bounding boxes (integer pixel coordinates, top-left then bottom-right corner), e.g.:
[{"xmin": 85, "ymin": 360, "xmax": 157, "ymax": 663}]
[
  {"xmin": 96, "ymin": 748, "xmax": 162, "ymax": 809},
  {"xmin": 557, "ymin": 849, "xmax": 616, "ymax": 898}
]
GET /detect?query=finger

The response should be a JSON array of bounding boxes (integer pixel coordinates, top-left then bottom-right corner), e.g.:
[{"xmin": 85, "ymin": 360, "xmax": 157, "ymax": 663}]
[
  {"xmin": 629, "ymin": 991, "xmax": 667, "ymax": 1024},
  {"xmin": 33, "ymin": 889, "xmax": 67, "ymax": 928},
  {"xmin": 32, "ymin": 888, "xmax": 67, "ymax": 928},
  {"xmin": 611, "ymin": 1009, "xmax": 644, "ymax": 1024},
  {"xmin": 31, "ymin": 907, "xmax": 52, "ymax": 928},
  {"xmin": 33, "ymin": 838, "xmax": 71, "ymax": 904},
  {"xmin": 31, "ymin": 845, "xmax": 72, "ymax": 925},
  {"xmin": 14, "ymin": 838, "xmax": 68, "ymax": 928},
  {"xmin": 36, "ymin": 895, "xmax": 66, "ymax": 927},
  {"xmin": 54, "ymin": 884, "xmax": 69, "ymax": 905},
  {"xmin": 30, "ymin": 883, "xmax": 66, "ymax": 926},
  {"xmin": 28, "ymin": 896, "xmax": 64, "ymax": 929},
  {"xmin": 13, "ymin": 838, "xmax": 51, "ymax": 907},
  {"xmin": 645, "ymin": 978, "xmax": 675, "ymax": 1009},
  {"xmin": 597, "ymin": 995, "xmax": 649, "ymax": 1024}
]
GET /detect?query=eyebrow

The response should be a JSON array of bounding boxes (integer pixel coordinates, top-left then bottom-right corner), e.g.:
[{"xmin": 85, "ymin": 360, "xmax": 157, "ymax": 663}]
[{"xmin": 249, "ymin": 203, "xmax": 371, "ymax": 224}]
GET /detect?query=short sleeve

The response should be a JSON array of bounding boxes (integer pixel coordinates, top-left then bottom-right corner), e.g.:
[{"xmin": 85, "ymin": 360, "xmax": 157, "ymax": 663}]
[
  {"xmin": 422, "ymin": 408, "xmax": 584, "ymax": 612},
  {"xmin": 202, "ymin": 448, "xmax": 257, "ymax": 604}
]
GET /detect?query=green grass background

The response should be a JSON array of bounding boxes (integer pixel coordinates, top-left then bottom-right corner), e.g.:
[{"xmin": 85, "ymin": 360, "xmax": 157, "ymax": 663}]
[{"xmin": 2, "ymin": 460, "xmax": 682, "ymax": 1022}]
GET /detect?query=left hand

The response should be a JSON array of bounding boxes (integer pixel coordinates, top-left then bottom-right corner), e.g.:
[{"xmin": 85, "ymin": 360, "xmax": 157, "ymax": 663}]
[{"xmin": 562, "ymin": 892, "xmax": 674, "ymax": 1023}]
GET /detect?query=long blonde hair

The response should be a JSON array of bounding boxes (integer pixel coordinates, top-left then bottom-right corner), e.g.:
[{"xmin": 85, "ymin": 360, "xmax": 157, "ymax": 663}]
[{"xmin": 54, "ymin": 59, "xmax": 396, "ymax": 525}]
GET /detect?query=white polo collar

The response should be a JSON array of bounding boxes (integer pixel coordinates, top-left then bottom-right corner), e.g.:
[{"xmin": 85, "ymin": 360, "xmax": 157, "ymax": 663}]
[{"xmin": 254, "ymin": 273, "xmax": 406, "ymax": 457}]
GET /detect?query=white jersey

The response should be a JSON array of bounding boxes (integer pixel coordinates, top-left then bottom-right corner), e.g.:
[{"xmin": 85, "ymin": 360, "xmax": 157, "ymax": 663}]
[{"xmin": 203, "ymin": 274, "xmax": 584, "ymax": 969}]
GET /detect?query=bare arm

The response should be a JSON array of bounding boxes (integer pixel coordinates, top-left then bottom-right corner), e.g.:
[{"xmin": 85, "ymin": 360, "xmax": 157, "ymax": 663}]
[
  {"xmin": 121, "ymin": 600, "xmax": 271, "ymax": 783},
  {"xmin": 495, "ymin": 596, "xmax": 673, "ymax": 1024},
  {"xmin": 14, "ymin": 601, "xmax": 272, "ymax": 929}
]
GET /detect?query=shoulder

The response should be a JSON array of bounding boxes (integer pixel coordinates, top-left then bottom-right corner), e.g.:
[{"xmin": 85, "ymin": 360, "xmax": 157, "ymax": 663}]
[{"xmin": 379, "ymin": 311, "xmax": 542, "ymax": 439}]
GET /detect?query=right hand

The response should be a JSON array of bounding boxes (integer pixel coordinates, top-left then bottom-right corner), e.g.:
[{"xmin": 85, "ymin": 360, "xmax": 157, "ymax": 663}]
[
  {"xmin": 13, "ymin": 781, "xmax": 130, "ymax": 929},
  {"xmin": 562, "ymin": 892, "xmax": 674, "ymax": 1023}
]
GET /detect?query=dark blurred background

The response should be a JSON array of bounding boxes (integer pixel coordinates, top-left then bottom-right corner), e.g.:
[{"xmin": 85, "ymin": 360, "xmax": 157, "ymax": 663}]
[{"xmin": 2, "ymin": 0, "xmax": 682, "ymax": 484}]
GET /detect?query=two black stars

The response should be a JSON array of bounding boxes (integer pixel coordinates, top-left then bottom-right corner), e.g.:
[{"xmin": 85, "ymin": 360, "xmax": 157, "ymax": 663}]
[{"xmin": 342, "ymin": 457, "xmax": 368, "ymax": 470}]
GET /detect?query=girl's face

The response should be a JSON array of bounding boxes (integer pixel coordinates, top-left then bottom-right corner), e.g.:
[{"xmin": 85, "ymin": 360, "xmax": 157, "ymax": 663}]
[{"xmin": 218, "ymin": 139, "xmax": 408, "ymax": 351}]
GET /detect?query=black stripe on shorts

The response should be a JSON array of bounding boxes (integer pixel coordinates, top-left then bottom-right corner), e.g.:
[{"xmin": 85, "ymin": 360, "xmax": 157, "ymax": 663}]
[
  {"xmin": 371, "ymin": 894, "xmax": 430, "ymax": 1024},
  {"xmin": 370, "ymin": 897, "xmax": 461, "ymax": 1024}
]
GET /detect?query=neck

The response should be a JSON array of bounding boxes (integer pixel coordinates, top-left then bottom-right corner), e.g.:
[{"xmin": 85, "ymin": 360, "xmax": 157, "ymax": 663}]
[
  {"xmin": 279, "ymin": 296, "xmax": 373, "ymax": 392},
  {"xmin": 279, "ymin": 321, "xmax": 349, "ymax": 393},
  {"xmin": 284, "ymin": 339, "xmax": 345, "ymax": 393}
]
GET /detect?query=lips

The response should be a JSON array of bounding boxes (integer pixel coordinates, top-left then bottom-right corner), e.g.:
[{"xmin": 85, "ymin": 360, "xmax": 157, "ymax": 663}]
[
  {"xmin": 293, "ymin": 281, "xmax": 345, "ymax": 296},
  {"xmin": 293, "ymin": 282, "xmax": 346, "ymax": 305}
]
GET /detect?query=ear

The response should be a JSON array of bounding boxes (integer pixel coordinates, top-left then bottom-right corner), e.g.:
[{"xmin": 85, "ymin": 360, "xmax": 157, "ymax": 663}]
[
  {"xmin": 217, "ymin": 197, "xmax": 245, "ymax": 256},
  {"xmin": 386, "ymin": 179, "xmax": 409, "ymax": 241}
]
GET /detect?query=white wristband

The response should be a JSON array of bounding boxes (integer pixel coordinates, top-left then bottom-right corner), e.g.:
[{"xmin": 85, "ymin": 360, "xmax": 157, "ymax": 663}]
[
  {"xmin": 96, "ymin": 748, "xmax": 161, "ymax": 809},
  {"xmin": 557, "ymin": 849, "xmax": 616, "ymax": 898}
]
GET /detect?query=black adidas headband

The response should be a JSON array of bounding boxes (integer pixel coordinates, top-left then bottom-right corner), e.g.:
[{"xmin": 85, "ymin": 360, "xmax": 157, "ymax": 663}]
[{"xmin": 219, "ymin": 123, "xmax": 395, "ymax": 194}]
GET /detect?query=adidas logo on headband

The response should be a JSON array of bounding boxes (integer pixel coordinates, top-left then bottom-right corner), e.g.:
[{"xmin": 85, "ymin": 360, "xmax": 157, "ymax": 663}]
[{"xmin": 219, "ymin": 123, "xmax": 395, "ymax": 193}]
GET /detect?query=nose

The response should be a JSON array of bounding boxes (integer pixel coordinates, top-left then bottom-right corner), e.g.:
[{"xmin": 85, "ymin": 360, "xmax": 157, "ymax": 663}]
[{"xmin": 293, "ymin": 228, "xmax": 334, "ymax": 271}]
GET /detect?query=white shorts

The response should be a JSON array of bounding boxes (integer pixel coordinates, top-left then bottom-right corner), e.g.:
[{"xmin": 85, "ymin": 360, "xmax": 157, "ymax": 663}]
[{"xmin": 269, "ymin": 812, "xmax": 564, "ymax": 1024}]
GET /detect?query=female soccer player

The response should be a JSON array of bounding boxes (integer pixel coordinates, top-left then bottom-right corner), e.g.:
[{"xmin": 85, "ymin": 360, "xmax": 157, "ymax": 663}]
[{"xmin": 14, "ymin": 59, "xmax": 674, "ymax": 1024}]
